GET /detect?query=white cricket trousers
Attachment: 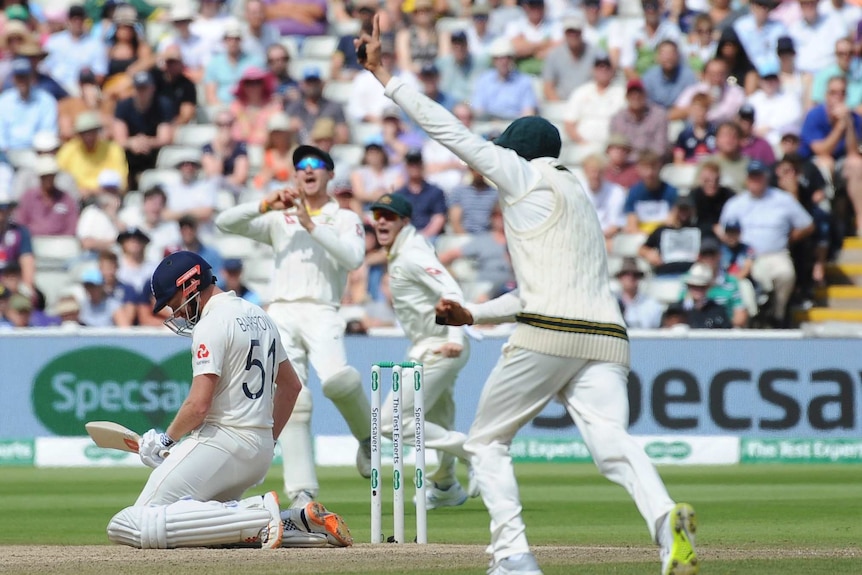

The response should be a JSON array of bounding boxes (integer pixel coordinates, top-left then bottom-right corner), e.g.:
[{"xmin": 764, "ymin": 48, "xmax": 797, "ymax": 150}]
[
  {"xmin": 380, "ymin": 339, "xmax": 471, "ymax": 485},
  {"xmin": 463, "ymin": 345, "xmax": 676, "ymax": 562},
  {"xmin": 267, "ymin": 301, "xmax": 371, "ymax": 499},
  {"xmin": 135, "ymin": 424, "xmax": 274, "ymax": 506}
]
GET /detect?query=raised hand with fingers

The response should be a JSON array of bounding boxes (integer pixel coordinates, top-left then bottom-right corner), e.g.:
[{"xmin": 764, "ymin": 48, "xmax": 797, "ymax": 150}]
[{"xmin": 354, "ymin": 13, "xmax": 392, "ymax": 86}]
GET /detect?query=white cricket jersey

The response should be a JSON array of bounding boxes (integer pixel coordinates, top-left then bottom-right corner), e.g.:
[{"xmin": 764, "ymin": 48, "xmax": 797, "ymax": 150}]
[
  {"xmin": 191, "ymin": 291, "xmax": 288, "ymax": 430},
  {"xmin": 215, "ymin": 200, "xmax": 365, "ymax": 306},
  {"xmin": 387, "ymin": 224, "xmax": 465, "ymax": 346}
]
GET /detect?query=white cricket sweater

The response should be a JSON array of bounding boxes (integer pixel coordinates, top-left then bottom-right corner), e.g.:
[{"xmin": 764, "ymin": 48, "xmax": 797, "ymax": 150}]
[
  {"xmin": 385, "ymin": 77, "xmax": 629, "ymax": 365},
  {"xmin": 215, "ymin": 200, "xmax": 365, "ymax": 307}
]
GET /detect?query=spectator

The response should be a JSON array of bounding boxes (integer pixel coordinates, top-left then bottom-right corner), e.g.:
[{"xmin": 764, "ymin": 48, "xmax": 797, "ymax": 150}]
[
  {"xmin": 720, "ymin": 221, "xmax": 757, "ymax": 289},
  {"xmin": 811, "ymin": 38, "xmax": 862, "ymax": 108},
  {"xmin": 52, "ymin": 296, "xmax": 82, "ymax": 327},
  {"xmin": 152, "ymin": 44, "xmax": 197, "ymax": 127},
  {"xmin": 331, "ymin": 179, "xmax": 362, "ymax": 216},
  {"xmin": 202, "ymin": 108, "xmax": 250, "ymax": 194},
  {"xmin": 542, "ymin": 14, "xmax": 595, "ymax": 102},
  {"xmin": 737, "ymin": 104, "xmax": 776, "ymax": 165},
  {"xmin": 820, "ymin": 0, "xmax": 862, "ymax": 36},
  {"xmin": 472, "ymin": 38, "xmax": 538, "ymax": 121},
  {"xmin": 14, "ymin": 155, "xmax": 78, "ymax": 236},
  {"xmin": 687, "ymin": 236, "xmax": 750, "ymax": 327},
  {"xmin": 167, "ymin": 214, "xmax": 224, "ymax": 275},
  {"xmin": 715, "ymin": 27, "xmax": 757, "ymax": 94},
  {"xmin": 310, "ymin": 117, "xmax": 337, "ymax": 154},
  {"xmin": 691, "ymin": 160, "xmax": 734, "ymax": 237},
  {"xmin": 682, "ymin": 14, "xmax": 718, "ymax": 72},
  {"xmin": 420, "ymin": 100, "xmax": 469, "ymax": 194},
  {"xmin": 732, "ymin": 0, "xmax": 788, "ymax": 75},
  {"xmin": 204, "ymin": 23, "xmax": 264, "ymax": 106},
  {"xmin": 11, "ymin": 131, "xmax": 79, "ymax": 202},
  {"xmin": 580, "ymin": 153, "xmax": 627, "ymax": 247},
  {"xmin": 230, "ymin": 66, "xmax": 281, "ymax": 146},
  {"xmin": 78, "ymin": 268, "xmax": 124, "ymax": 327},
  {"xmin": 670, "ymin": 58, "xmax": 745, "ymax": 122},
  {"xmin": 504, "ymin": 0, "xmax": 562, "ymax": 75},
  {"xmin": 624, "ymin": 150, "xmax": 678, "ymax": 233},
  {"xmin": 331, "ymin": 0, "xmax": 376, "ymax": 81},
  {"xmin": 118, "ymin": 186, "xmax": 181, "ymax": 263},
  {"xmin": 776, "ymin": 36, "xmax": 810, "ymax": 109},
  {"xmin": 102, "ymin": 6, "xmax": 155, "ymax": 83},
  {"xmin": 158, "ymin": 6, "xmax": 207, "ymax": 82},
  {"xmin": 96, "ymin": 248, "xmax": 136, "ymax": 326},
  {"xmin": 437, "ymin": 30, "xmax": 487, "ymax": 104},
  {"xmin": 789, "ymin": 0, "xmax": 845, "ymax": 74},
  {"xmin": 581, "ymin": 0, "xmax": 612, "ymax": 50},
  {"xmin": 253, "ymin": 112, "xmax": 298, "ymax": 192},
  {"xmin": 242, "ymin": 0, "xmax": 279, "ymax": 60},
  {"xmin": 191, "ymin": 0, "xmax": 234, "ymax": 58},
  {"xmin": 56, "ymin": 111, "xmax": 128, "ymax": 198},
  {"xmin": 112, "ymin": 70, "xmax": 174, "ymax": 188},
  {"xmin": 380, "ymin": 106, "xmax": 425, "ymax": 165},
  {"xmin": 614, "ymin": 0, "xmax": 682, "ymax": 78},
  {"xmin": 705, "ymin": 121, "xmax": 748, "ymax": 191},
  {"xmin": 42, "ymin": 5, "xmax": 107, "ymax": 93},
  {"xmin": 638, "ymin": 194, "xmax": 701, "ymax": 276},
  {"xmin": 266, "ymin": 44, "xmax": 300, "ymax": 105},
  {"xmin": 563, "ymin": 52, "xmax": 625, "ymax": 152},
  {"xmin": 219, "ymin": 258, "xmax": 262, "ymax": 306},
  {"xmin": 4, "ymin": 292, "xmax": 32, "ymax": 327},
  {"xmin": 76, "ymin": 169, "xmax": 125, "ymax": 255},
  {"xmin": 263, "ymin": 0, "xmax": 328, "ymax": 37},
  {"xmin": 800, "ymin": 76, "xmax": 862, "ymax": 234},
  {"xmin": 0, "ymin": 58, "xmax": 58, "ymax": 151},
  {"xmin": 0, "ymin": 193, "xmax": 35, "ymax": 290},
  {"xmin": 56, "ymin": 68, "xmax": 111, "ymax": 142},
  {"xmin": 0, "ymin": 20, "xmax": 29, "ymax": 82},
  {"xmin": 707, "ymin": 0, "xmax": 746, "ymax": 32},
  {"xmin": 393, "ymin": 149, "xmax": 447, "ymax": 239},
  {"xmin": 719, "ymin": 160, "xmax": 814, "ymax": 326},
  {"xmin": 604, "ymin": 134, "xmax": 640, "ymax": 188},
  {"xmin": 678, "ymin": 262, "xmax": 731, "ymax": 328},
  {"xmin": 610, "ymin": 78, "xmax": 669, "ymax": 163},
  {"xmin": 438, "ymin": 203, "xmax": 515, "ymax": 301},
  {"xmin": 615, "ymin": 257, "xmax": 664, "ymax": 329},
  {"xmin": 10, "ymin": 37, "xmax": 68, "ymax": 101},
  {"xmin": 286, "ymin": 67, "xmax": 350, "ymax": 145},
  {"xmin": 347, "ymin": 36, "xmax": 421, "ymax": 124},
  {"xmin": 350, "ymin": 142, "xmax": 404, "ymax": 207},
  {"xmin": 162, "ymin": 150, "xmax": 218, "ymax": 232},
  {"xmin": 642, "ymin": 40, "xmax": 698, "ymax": 110},
  {"xmin": 116, "ymin": 226, "xmax": 156, "ymax": 293},
  {"xmin": 448, "ymin": 167, "xmax": 498, "ymax": 234},
  {"xmin": 746, "ymin": 64, "xmax": 803, "ymax": 148},
  {"xmin": 467, "ymin": 3, "xmax": 499, "ymax": 62},
  {"xmin": 673, "ymin": 93, "xmax": 717, "ymax": 164},
  {"xmin": 414, "ymin": 63, "xmax": 455, "ymax": 113},
  {"xmin": 396, "ymin": 0, "xmax": 441, "ymax": 75}
]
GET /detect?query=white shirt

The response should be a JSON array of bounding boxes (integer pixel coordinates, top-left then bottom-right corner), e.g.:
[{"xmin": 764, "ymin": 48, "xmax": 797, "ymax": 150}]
[
  {"xmin": 165, "ymin": 177, "xmax": 218, "ymax": 215},
  {"xmin": 746, "ymin": 89, "xmax": 803, "ymax": 147},
  {"xmin": 43, "ymin": 30, "xmax": 107, "ymax": 93},
  {"xmin": 503, "ymin": 17, "xmax": 563, "ymax": 44},
  {"xmin": 422, "ymin": 138, "xmax": 466, "ymax": 194},
  {"xmin": 619, "ymin": 291, "xmax": 664, "ymax": 329},
  {"xmin": 346, "ymin": 69, "xmax": 419, "ymax": 123},
  {"xmin": 580, "ymin": 178, "xmax": 627, "ymax": 233},
  {"xmin": 119, "ymin": 207, "xmax": 182, "ymax": 263},
  {"xmin": 215, "ymin": 199, "xmax": 365, "ymax": 306},
  {"xmin": 190, "ymin": 16, "xmax": 234, "ymax": 62},
  {"xmin": 158, "ymin": 33, "xmax": 209, "ymax": 70},
  {"xmin": 118, "ymin": 258, "xmax": 158, "ymax": 294},
  {"xmin": 387, "ymin": 224, "xmax": 465, "ymax": 346},
  {"xmin": 612, "ymin": 19, "xmax": 682, "ymax": 70},
  {"xmin": 76, "ymin": 204, "xmax": 118, "ymax": 244},
  {"xmin": 789, "ymin": 14, "xmax": 846, "ymax": 73},
  {"xmin": 563, "ymin": 82, "xmax": 626, "ymax": 146},
  {"xmin": 818, "ymin": 0, "xmax": 862, "ymax": 36},
  {"xmin": 191, "ymin": 291, "xmax": 288, "ymax": 429},
  {"xmin": 719, "ymin": 187, "xmax": 813, "ymax": 255}
]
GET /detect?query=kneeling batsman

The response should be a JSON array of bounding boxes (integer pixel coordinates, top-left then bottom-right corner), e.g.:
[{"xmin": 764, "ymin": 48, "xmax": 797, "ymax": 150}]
[{"xmin": 107, "ymin": 251, "xmax": 352, "ymax": 549}]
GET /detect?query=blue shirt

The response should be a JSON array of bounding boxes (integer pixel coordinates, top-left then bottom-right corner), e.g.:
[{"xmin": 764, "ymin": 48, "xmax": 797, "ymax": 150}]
[
  {"xmin": 623, "ymin": 182, "xmax": 678, "ymax": 226},
  {"xmin": 641, "ymin": 63, "xmax": 698, "ymax": 109},
  {"xmin": 732, "ymin": 15, "xmax": 788, "ymax": 74},
  {"xmin": 43, "ymin": 30, "xmax": 107, "ymax": 91},
  {"xmin": 471, "ymin": 69, "xmax": 537, "ymax": 120},
  {"xmin": 204, "ymin": 52, "xmax": 266, "ymax": 105},
  {"xmin": 810, "ymin": 63, "xmax": 862, "ymax": 108},
  {"xmin": 394, "ymin": 181, "xmax": 447, "ymax": 232},
  {"xmin": 449, "ymin": 184, "xmax": 499, "ymax": 233},
  {"xmin": 719, "ymin": 187, "xmax": 813, "ymax": 255},
  {"xmin": 799, "ymin": 104, "xmax": 862, "ymax": 159},
  {"xmin": 0, "ymin": 87, "xmax": 58, "ymax": 151},
  {"xmin": 2, "ymin": 73, "xmax": 68, "ymax": 101}
]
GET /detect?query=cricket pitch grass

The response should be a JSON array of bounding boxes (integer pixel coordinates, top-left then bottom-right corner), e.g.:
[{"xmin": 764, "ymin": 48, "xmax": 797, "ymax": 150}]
[{"xmin": 1, "ymin": 464, "xmax": 860, "ymax": 574}]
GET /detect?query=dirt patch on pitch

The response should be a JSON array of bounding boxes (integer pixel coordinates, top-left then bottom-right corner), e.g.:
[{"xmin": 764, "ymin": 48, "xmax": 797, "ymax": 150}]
[{"xmin": 1, "ymin": 544, "xmax": 859, "ymax": 574}]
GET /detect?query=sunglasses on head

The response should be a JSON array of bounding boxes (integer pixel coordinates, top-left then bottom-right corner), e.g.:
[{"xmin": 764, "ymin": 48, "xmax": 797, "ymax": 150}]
[
  {"xmin": 372, "ymin": 210, "xmax": 399, "ymax": 222},
  {"xmin": 295, "ymin": 156, "xmax": 327, "ymax": 170}
]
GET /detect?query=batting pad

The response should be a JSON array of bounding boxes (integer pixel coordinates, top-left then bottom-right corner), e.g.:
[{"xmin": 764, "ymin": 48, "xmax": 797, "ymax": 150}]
[{"xmin": 107, "ymin": 498, "xmax": 271, "ymax": 548}]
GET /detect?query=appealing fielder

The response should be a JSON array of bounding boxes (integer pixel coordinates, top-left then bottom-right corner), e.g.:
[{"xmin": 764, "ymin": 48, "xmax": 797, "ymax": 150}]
[
  {"xmin": 357, "ymin": 17, "xmax": 698, "ymax": 575},
  {"xmin": 370, "ymin": 193, "xmax": 477, "ymax": 508},
  {"xmin": 216, "ymin": 145, "xmax": 373, "ymax": 505},
  {"xmin": 107, "ymin": 251, "xmax": 353, "ymax": 549}
]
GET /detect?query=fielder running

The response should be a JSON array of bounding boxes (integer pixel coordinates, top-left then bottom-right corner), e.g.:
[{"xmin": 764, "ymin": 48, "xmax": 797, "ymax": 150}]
[
  {"xmin": 107, "ymin": 251, "xmax": 353, "ymax": 549},
  {"xmin": 357, "ymin": 18, "xmax": 698, "ymax": 575},
  {"xmin": 216, "ymin": 145, "xmax": 373, "ymax": 505},
  {"xmin": 370, "ymin": 193, "xmax": 477, "ymax": 508}
]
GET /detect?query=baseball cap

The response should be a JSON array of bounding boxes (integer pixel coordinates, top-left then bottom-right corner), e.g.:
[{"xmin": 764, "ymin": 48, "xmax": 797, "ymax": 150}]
[
  {"xmin": 223, "ymin": 22, "xmax": 243, "ymax": 38},
  {"xmin": 32, "ymin": 131, "xmax": 60, "ymax": 152},
  {"xmin": 405, "ymin": 149, "xmax": 423, "ymax": 164},
  {"xmin": 419, "ymin": 62, "xmax": 439, "ymax": 76},
  {"xmin": 331, "ymin": 179, "xmax": 353, "ymax": 196},
  {"xmin": 174, "ymin": 150, "xmax": 202, "ymax": 167},
  {"xmin": 292, "ymin": 145, "xmax": 335, "ymax": 171},
  {"xmin": 626, "ymin": 79, "xmax": 645, "ymax": 93},
  {"xmin": 675, "ymin": 194, "xmax": 695, "ymax": 208},
  {"xmin": 523, "ymin": 0, "xmax": 544, "ymax": 6},
  {"xmin": 68, "ymin": 5, "xmax": 86, "ymax": 19},
  {"xmin": 724, "ymin": 220, "xmax": 742, "ymax": 233},
  {"xmin": 303, "ymin": 66, "xmax": 322, "ymax": 81},
  {"xmin": 11, "ymin": 57, "xmax": 31, "ymax": 76},
  {"xmin": 223, "ymin": 258, "xmax": 243, "ymax": 272},
  {"xmin": 170, "ymin": 5, "xmax": 195, "ymax": 21},
  {"xmin": 266, "ymin": 112, "xmax": 293, "ymax": 132},
  {"xmin": 98, "ymin": 169, "xmax": 122, "ymax": 189},
  {"xmin": 747, "ymin": 159, "xmax": 769, "ymax": 174},
  {"xmin": 79, "ymin": 68, "xmax": 97, "ymax": 85},
  {"xmin": 738, "ymin": 104, "xmax": 755, "ymax": 120},
  {"xmin": 471, "ymin": 3, "xmax": 490, "ymax": 16},
  {"xmin": 451, "ymin": 30, "xmax": 468, "ymax": 43},
  {"xmin": 132, "ymin": 70, "xmax": 153, "ymax": 88},
  {"xmin": 5, "ymin": 4, "xmax": 29, "ymax": 20},
  {"xmin": 562, "ymin": 14, "xmax": 585, "ymax": 31},
  {"xmin": 81, "ymin": 268, "xmax": 104, "ymax": 286},
  {"xmin": 369, "ymin": 193, "xmax": 413, "ymax": 218},
  {"xmin": 777, "ymin": 36, "xmax": 795, "ymax": 55},
  {"xmin": 382, "ymin": 105, "xmax": 402, "ymax": 120},
  {"xmin": 699, "ymin": 236, "xmax": 722, "ymax": 254},
  {"xmin": 34, "ymin": 155, "xmax": 59, "ymax": 176},
  {"xmin": 488, "ymin": 38, "xmax": 515, "ymax": 58},
  {"xmin": 758, "ymin": 60, "xmax": 780, "ymax": 78},
  {"xmin": 75, "ymin": 111, "xmax": 102, "ymax": 134},
  {"xmin": 684, "ymin": 262, "xmax": 714, "ymax": 287},
  {"xmin": 178, "ymin": 214, "xmax": 198, "ymax": 228},
  {"xmin": 118, "ymin": 227, "xmax": 150, "ymax": 244},
  {"xmin": 594, "ymin": 51, "xmax": 612, "ymax": 66}
]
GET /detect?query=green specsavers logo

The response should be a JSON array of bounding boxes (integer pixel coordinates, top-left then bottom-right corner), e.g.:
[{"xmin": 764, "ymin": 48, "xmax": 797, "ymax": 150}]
[
  {"xmin": 32, "ymin": 347, "xmax": 191, "ymax": 436},
  {"xmin": 645, "ymin": 441, "xmax": 692, "ymax": 460}
]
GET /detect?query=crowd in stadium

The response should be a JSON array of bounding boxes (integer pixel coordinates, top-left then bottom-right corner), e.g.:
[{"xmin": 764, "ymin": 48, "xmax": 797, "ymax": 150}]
[{"xmin": 0, "ymin": 0, "xmax": 858, "ymax": 330}]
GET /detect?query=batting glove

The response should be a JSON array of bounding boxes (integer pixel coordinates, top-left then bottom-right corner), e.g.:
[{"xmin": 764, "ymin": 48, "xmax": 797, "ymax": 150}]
[{"xmin": 139, "ymin": 429, "xmax": 175, "ymax": 469}]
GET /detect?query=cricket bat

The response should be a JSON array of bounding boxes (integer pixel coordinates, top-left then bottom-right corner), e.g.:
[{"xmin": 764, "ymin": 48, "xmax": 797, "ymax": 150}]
[{"xmin": 85, "ymin": 421, "xmax": 170, "ymax": 457}]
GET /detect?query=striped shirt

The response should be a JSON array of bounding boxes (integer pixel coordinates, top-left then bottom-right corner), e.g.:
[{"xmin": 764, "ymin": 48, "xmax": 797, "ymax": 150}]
[{"xmin": 448, "ymin": 184, "xmax": 499, "ymax": 234}]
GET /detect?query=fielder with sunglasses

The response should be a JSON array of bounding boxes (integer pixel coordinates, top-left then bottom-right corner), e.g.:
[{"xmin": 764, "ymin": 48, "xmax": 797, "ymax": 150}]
[{"xmin": 216, "ymin": 145, "xmax": 373, "ymax": 507}]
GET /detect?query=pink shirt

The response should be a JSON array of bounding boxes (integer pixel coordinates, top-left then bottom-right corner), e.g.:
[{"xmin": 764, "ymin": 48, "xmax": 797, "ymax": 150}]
[
  {"xmin": 674, "ymin": 82, "xmax": 747, "ymax": 124},
  {"xmin": 14, "ymin": 187, "xmax": 79, "ymax": 236}
]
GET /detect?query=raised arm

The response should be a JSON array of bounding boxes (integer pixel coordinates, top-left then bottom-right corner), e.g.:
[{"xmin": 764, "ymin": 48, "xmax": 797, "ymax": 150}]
[{"xmin": 215, "ymin": 201, "xmax": 276, "ymax": 245}]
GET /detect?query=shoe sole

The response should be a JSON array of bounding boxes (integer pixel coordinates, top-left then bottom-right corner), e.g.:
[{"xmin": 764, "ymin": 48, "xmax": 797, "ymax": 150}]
[
  {"xmin": 305, "ymin": 501, "xmax": 354, "ymax": 547},
  {"xmin": 261, "ymin": 491, "xmax": 283, "ymax": 550},
  {"xmin": 665, "ymin": 503, "xmax": 698, "ymax": 575}
]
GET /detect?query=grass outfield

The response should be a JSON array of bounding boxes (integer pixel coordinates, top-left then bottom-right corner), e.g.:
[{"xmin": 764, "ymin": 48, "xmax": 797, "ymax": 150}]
[{"xmin": 0, "ymin": 464, "xmax": 860, "ymax": 574}]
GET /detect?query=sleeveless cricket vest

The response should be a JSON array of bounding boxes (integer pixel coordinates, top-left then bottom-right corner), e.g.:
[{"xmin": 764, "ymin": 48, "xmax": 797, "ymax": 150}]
[{"xmin": 506, "ymin": 160, "xmax": 630, "ymax": 366}]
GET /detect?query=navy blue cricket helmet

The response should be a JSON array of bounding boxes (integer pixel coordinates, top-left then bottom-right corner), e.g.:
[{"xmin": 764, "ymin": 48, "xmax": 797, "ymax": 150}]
[{"xmin": 150, "ymin": 251, "xmax": 216, "ymax": 314}]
